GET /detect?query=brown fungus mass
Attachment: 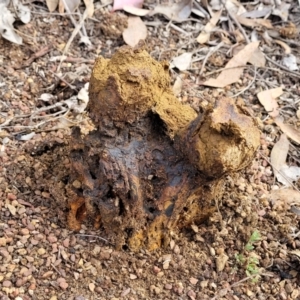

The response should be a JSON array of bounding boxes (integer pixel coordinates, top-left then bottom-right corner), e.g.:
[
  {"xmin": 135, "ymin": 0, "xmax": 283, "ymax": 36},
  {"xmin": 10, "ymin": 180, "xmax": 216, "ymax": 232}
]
[{"xmin": 67, "ymin": 46, "xmax": 260, "ymax": 251}]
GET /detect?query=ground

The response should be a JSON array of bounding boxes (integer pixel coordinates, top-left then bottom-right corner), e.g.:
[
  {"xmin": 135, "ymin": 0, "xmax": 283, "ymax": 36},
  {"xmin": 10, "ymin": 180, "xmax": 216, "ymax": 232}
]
[{"xmin": 0, "ymin": 1, "xmax": 300, "ymax": 300}]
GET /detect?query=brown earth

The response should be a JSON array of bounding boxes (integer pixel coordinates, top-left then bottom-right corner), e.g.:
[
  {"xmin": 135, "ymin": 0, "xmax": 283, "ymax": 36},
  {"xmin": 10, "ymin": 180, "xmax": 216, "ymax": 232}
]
[
  {"xmin": 0, "ymin": 2, "xmax": 300, "ymax": 300},
  {"xmin": 68, "ymin": 46, "xmax": 260, "ymax": 253}
]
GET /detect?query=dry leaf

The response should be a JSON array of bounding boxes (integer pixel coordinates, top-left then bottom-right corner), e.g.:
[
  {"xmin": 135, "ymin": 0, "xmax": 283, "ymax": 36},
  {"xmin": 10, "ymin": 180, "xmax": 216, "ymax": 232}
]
[
  {"xmin": 257, "ymin": 87, "xmax": 283, "ymax": 118},
  {"xmin": 272, "ymin": 2, "xmax": 290, "ymax": 22},
  {"xmin": 0, "ymin": 5, "xmax": 22, "ymax": 44},
  {"xmin": 282, "ymin": 54, "xmax": 298, "ymax": 71},
  {"xmin": 191, "ymin": 8, "xmax": 206, "ymax": 18},
  {"xmin": 274, "ymin": 40, "xmax": 291, "ymax": 54},
  {"xmin": 241, "ymin": 7, "xmax": 272, "ymax": 18},
  {"xmin": 270, "ymin": 134, "xmax": 289, "ymax": 179},
  {"xmin": 55, "ymin": 117, "xmax": 77, "ymax": 130},
  {"xmin": 170, "ymin": 52, "xmax": 193, "ymax": 71},
  {"xmin": 39, "ymin": 93, "xmax": 56, "ymax": 102},
  {"xmin": 113, "ymin": 0, "xmax": 143, "ymax": 11},
  {"xmin": 270, "ymin": 189, "xmax": 300, "ymax": 210},
  {"xmin": 224, "ymin": 0, "xmax": 246, "ymax": 15},
  {"xmin": 77, "ymin": 83, "xmax": 89, "ymax": 104},
  {"xmin": 122, "ymin": 17, "xmax": 147, "ymax": 47},
  {"xmin": 84, "ymin": 0, "xmax": 94, "ymax": 17},
  {"xmin": 290, "ymin": 250, "xmax": 300, "ymax": 257},
  {"xmin": 123, "ymin": 6, "xmax": 150, "ymax": 16},
  {"xmin": 58, "ymin": 0, "xmax": 64, "ymax": 14},
  {"xmin": 232, "ymin": 29, "xmax": 244, "ymax": 43},
  {"xmin": 18, "ymin": 132, "xmax": 36, "ymax": 141},
  {"xmin": 265, "ymin": 29, "xmax": 280, "ymax": 39},
  {"xmin": 275, "ymin": 117, "xmax": 300, "ymax": 145},
  {"xmin": 209, "ymin": 0, "xmax": 222, "ymax": 11},
  {"xmin": 262, "ymin": 30, "xmax": 273, "ymax": 46},
  {"xmin": 196, "ymin": 10, "xmax": 222, "ymax": 44},
  {"xmin": 64, "ymin": 83, "xmax": 89, "ymax": 114},
  {"xmin": 46, "ymin": 0, "xmax": 59, "ymax": 12},
  {"xmin": 151, "ymin": 0, "xmax": 192, "ymax": 22},
  {"xmin": 250, "ymin": 29, "xmax": 259, "ymax": 42},
  {"xmin": 278, "ymin": 165, "xmax": 300, "ymax": 186},
  {"xmin": 172, "ymin": 76, "xmax": 183, "ymax": 96},
  {"xmin": 13, "ymin": 0, "xmax": 31, "ymax": 23},
  {"xmin": 201, "ymin": 0, "xmax": 213, "ymax": 16},
  {"xmin": 271, "ymin": 134, "xmax": 289, "ymax": 172},
  {"xmin": 62, "ymin": 0, "xmax": 80, "ymax": 12},
  {"xmin": 236, "ymin": 15, "xmax": 273, "ymax": 29},
  {"xmin": 248, "ymin": 48, "xmax": 265, "ymax": 67},
  {"xmin": 202, "ymin": 41, "xmax": 259, "ymax": 88}
]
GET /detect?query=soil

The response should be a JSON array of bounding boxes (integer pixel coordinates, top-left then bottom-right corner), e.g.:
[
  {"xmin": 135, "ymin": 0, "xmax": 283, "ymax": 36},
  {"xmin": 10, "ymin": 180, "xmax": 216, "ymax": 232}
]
[
  {"xmin": 1, "ymin": 2, "xmax": 300, "ymax": 300},
  {"xmin": 68, "ymin": 47, "xmax": 260, "ymax": 252}
]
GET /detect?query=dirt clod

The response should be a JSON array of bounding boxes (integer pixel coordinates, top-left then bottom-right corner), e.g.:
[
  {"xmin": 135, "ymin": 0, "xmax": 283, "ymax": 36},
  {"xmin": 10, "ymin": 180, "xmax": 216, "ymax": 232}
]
[{"xmin": 68, "ymin": 46, "xmax": 260, "ymax": 251}]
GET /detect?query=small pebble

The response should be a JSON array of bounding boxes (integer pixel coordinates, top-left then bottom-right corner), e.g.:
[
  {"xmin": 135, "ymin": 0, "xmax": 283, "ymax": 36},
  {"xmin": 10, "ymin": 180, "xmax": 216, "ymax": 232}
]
[
  {"xmin": 20, "ymin": 228, "xmax": 30, "ymax": 235},
  {"xmin": 89, "ymin": 283, "xmax": 95, "ymax": 292},
  {"xmin": 121, "ymin": 288, "xmax": 131, "ymax": 297},
  {"xmin": 129, "ymin": 274, "xmax": 137, "ymax": 280},
  {"xmin": 2, "ymin": 280, "xmax": 12, "ymax": 287},
  {"xmin": 190, "ymin": 277, "xmax": 198, "ymax": 285},
  {"xmin": 37, "ymin": 248, "xmax": 46, "ymax": 255},
  {"xmin": 62, "ymin": 238, "xmax": 70, "ymax": 248},
  {"xmin": 187, "ymin": 290, "xmax": 196, "ymax": 300},
  {"xmin": 47, "ymin": 235, "xmax": 58, "ymax": 243}
]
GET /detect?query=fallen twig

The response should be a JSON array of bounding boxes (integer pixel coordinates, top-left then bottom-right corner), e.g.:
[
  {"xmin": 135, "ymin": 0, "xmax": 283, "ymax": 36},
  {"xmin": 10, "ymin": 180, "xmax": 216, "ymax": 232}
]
[
  {"xmin": 232, "ymin": 66, "xmax": 257, "ymax": 97},
  {"xmin": 0, "ymin": 117, "xmax": 14, "ymax": 128},
  {"xmin": 169, "ymin": 23, "xmax": 190, "ymax": 35},
  {"xmin": 204, "ymin": 65, "xmax": 249, "ymax": 77},
  {"xmin": 63, "ymin": 57, "xmax": 94, "ymax": 64},
  {"xmin": 57, "ymin": 7, "xmax": 90, "ymax": 72},
  {"xmin": 258, "ymin": 151, "xmax": 300, "ymax": 192},
  {"xmin": 49, "ymin": 70, "xmax": 78, "ymax": 90},
  {"xmin": 61, "ymin": 0, "xmax": 86, "ymax": 37},
  {"xmin": 75, "ymin": 234, "xmax": 113, "ymax": 245},
  {"xmin": 51, "ymin": 263, "xmax": 62, "ymax": 276},
  {"xmin": 15, "ymin": 45, "xmax": 52, "ymax": 69},
  {"xmin": 199, "ymin": 42, "xmax": 224, "ymax": 75},
  {"xmin": 210, "ymin": 273, "xmax": 262, "ymax": 300},
  {"xmin": 222, "ymin": 1, "xmax": 250, "ymax": 44},
  {"xmin": 264, "ymin": 55, "xmax": 300, "ymax": 78}
]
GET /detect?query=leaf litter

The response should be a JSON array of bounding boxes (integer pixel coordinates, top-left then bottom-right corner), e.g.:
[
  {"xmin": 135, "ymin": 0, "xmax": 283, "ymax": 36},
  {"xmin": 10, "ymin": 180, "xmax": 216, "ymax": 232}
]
[
  {"xmin": 0, "ymin": 0, "xmax": 31, "ymax": 44},
  {"xmin": 1, "ymin": 0, "xmax": 300, "ymax": 298},
  {"xmin": 122, "ymin": 16, "xmax": 147, "ymax": 47},
  {"xmin": 202, "ymin": 41, "xmax": 259, "ymax": 88},
  {"xmin": 257, "ymin": 87, "xmax": 283, "ymax": 118}
]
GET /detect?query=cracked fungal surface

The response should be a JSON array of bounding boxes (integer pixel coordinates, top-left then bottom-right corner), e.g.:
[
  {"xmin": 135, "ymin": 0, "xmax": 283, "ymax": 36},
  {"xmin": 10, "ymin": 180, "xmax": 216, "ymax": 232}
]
[{"xmin": 67, "ymin": 46, "xmax": 260, "ymax": 251}]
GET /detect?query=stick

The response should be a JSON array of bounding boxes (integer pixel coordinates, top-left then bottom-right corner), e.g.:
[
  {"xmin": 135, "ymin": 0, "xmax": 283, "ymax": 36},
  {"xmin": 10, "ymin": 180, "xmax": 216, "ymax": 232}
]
[
  {"xmin": 258, "ymin": 151, "xmax": 300, "ymax": 192},
  {"xmin": 222, "ymin": 1, "xmax": 250, "ymax": 44},
  {"xmin": 49, "ymin": 70, "xmax": 77, "ymax": 90},
  {"xmin": 15, "ymin": 45, "xmax": 52, "ymax": 69},
  {"xmin": 51, "ymin": 263, "xmax": 62, "ymax": 276},
  {"xmin": 264, "ymin": 55, "xmax": 300, "ymax": 78},
  {"xmin": 205, "ymin": 65, "xmax": 249, "ymax": 76},
  {"xmin": 61, "ymin": 0, "xmax": 85, "ymax": 37},
  {"xmin": 57, "ymin": 8, "xmax": 90, "ymax": 72},
  {"xmin": 75, "ymin": 234, "xmax": 113, "ymax": 245},
  {"xmin": 232, "ymin": 66, "xmax": 257, "ymax": 97},
  {"xmin": 199, "ymin": 42, "xmax": 224, "ymax": 76}
]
